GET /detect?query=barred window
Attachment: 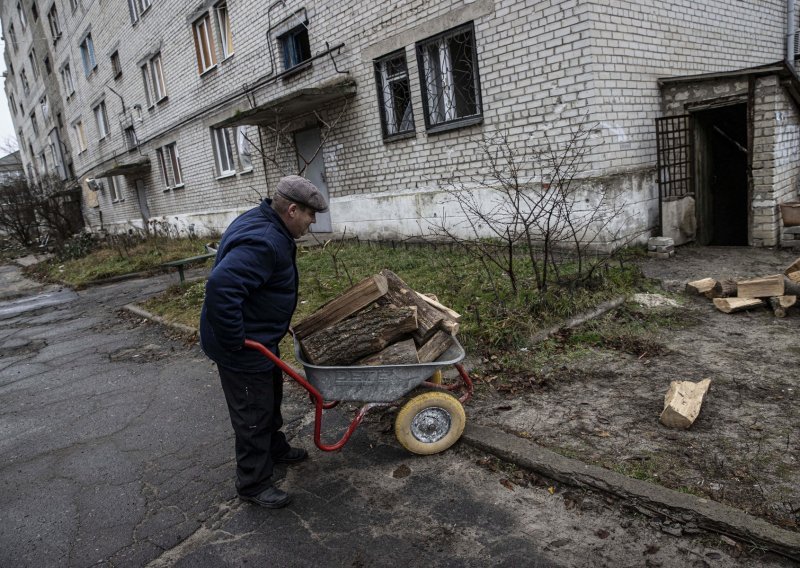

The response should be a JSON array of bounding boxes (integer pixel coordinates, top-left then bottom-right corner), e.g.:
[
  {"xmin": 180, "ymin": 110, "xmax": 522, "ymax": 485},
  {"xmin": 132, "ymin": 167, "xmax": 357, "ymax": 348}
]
[
  {"xmin": 374, "ymin": 50, "xmax": 414, "ymax": 139},
  {"xmin": 416, "ymin": 23, "xmax": 482, "ymax": 131}
]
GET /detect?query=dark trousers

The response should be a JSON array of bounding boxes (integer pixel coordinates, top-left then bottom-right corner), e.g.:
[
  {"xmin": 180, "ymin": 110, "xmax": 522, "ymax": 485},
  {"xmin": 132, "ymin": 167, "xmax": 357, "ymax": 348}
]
[{"xmin": 218, "ymin": 363, "xmax": 291, "ymax": 497}]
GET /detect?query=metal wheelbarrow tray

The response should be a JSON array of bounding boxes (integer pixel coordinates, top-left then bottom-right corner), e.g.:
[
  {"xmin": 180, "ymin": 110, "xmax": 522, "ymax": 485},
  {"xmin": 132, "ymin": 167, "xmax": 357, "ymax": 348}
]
[{"xmin": 244, "ymin": 336, "xmax": 473, "ymax": 455}]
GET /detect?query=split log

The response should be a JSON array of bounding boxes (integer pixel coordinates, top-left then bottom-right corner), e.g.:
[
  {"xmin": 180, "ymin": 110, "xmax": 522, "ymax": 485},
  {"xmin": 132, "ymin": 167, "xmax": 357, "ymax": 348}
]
[
  {"xmin": 768, "ymin": 295, "xmax": 797, "ymax": 318},
  {"xmin": 292, "ymin": 275, "xmax": 388, "ymax": 339},
  {"xmin": 378, "ymin": 269, "xmax": 444, "ymax": 343},
  {"xmin": 300, "ymin": 305, "xmax": 418, "ymax": 366},
  {"xmin": 784, "ymin": 257, "xmax": 800, "ymax": 276},
  {"xmin": 783, "ymin": 274, "xmax": 800, "ymax": 296},
  {"xmin": 418, "ymin": 292, "xmax": 462, "ymax": 322},
  {"xmin": 787, "ymin": 270, "xmax": 800, "ymax": 285},
  {"xmin": 713, "ymin": 297, "xmax": 764, "ymax": 313},
  {"xmin": 417, "ymin": 330, "xmax": 455, "ymax": 363},
  {"xmin": 685, "ymin": 278, "xmax": 718, "ymax": 297},
  {"xmin": 712, "ymin": 279, "xmax": 738, "ymax": 298},
  {"xmin": 356, "ymin": 338, "xmax": 419, "ymax": 366},
  {"xmin": 660, "ymin": 378, "xmax": 712, "ymax": 429},
  {"xmin": 736, "ymin": 274, "xmax": 784, "ymax": 299}
]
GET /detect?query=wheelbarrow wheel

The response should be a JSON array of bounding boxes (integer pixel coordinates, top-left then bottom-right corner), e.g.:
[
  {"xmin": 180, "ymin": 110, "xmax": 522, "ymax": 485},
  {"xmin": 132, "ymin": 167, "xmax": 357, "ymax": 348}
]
[{"xmin": 394, "ymin": 391, "xmax": 466, "ymax": 455}]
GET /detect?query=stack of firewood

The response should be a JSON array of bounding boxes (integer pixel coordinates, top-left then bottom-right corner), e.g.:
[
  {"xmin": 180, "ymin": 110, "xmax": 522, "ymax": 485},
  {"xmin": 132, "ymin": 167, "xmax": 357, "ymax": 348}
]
[
  {"xmin": 685, "ymin": 257, "xmax": 800, "ymax": 317},
  {"xmin": 292, "ymin": 269, "xmax": 461, "ymax": 367}
]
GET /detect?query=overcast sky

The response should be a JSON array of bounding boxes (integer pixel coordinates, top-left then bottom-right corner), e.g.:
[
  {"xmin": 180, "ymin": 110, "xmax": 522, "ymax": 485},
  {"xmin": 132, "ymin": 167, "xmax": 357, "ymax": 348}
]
[{"xmin": 0, "ymin": 37, "xmax": 18, "ymax": 158}]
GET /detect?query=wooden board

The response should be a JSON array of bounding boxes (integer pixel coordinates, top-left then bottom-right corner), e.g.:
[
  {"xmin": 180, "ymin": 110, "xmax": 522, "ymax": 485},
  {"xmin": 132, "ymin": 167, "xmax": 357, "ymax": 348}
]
[
  {"xmin": 736, "ymin": 274, "xmax": 784, "ymax": 299},
  {"xmin": 300, "ymin": 305, "xmax": 418, "ymax": 366},
  {"xmin": 713, "ymin": 297, "xmax": 764, "ymax": 313},
  {"xmin": 293, "ymin": 274, "xmax": 388, "ymax": 339}
]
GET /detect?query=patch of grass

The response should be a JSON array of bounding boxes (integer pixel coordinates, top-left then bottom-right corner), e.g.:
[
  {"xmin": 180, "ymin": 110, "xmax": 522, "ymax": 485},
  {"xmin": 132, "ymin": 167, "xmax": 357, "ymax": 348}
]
[{"xmin": 24, "ymin": 237, "xmax": 209, "ymax": 287}]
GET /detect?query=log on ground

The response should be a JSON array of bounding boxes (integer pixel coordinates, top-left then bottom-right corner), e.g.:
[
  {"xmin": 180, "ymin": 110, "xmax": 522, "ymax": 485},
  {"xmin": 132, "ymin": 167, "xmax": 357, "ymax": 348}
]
[
  {"xmin": 660, "ymin": 378, "xmax": 712, "ymax": 429},
  {"xmin": 292, "ymin": 274, "xmax": 389, "ymax": 339},
  {"xmin": 378, "ymin": 269, "xmax": 444, "ymax": 343},
  {"xmin": 712, "ymin": 297, "xmax": 764, "ymax": 313},
  {"xmin": 736, "ymin": 274, "xmax": 784, "ymax": 298},
  {"xmin": 784, "ymin": 257, "xmax": 800, "ymax": 276},
  {"xmin": 768, "ymin": 295, "xmax": 797, "ymax": 318},
  {"xmin": 685, "ymin": 278, "xmax": 718, "ymax": 297},
  {"xmin": 300, "ymin": 305, "xmax": 418, "ymax": 366}
]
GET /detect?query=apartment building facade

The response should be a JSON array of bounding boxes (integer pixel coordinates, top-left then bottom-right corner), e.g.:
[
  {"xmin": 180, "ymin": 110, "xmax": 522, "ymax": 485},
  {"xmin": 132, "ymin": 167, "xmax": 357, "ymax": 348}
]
[{"xmin": 2, "ymin": 0, "xmax": 800, "ymax": 246}]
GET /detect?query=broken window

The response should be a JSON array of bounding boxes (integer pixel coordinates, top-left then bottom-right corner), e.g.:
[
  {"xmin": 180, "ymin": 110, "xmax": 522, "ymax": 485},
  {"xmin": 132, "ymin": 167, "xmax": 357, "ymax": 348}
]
[
  {"xmin": 416, "ymin": 23, "xmax": 482, "ymax": 130},
  {"xmin": 374, "ymin": 50, "xmax": 414, "ymax": 138},
  {"xmin": 280, "ymin": 25, "xmax": 310, "ymax": 70}
]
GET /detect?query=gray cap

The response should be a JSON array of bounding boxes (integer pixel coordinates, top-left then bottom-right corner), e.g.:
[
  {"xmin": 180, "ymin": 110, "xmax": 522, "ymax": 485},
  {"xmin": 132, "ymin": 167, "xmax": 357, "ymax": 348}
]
[{"xmin": 276, "ymin": 175, "xmax": 329, "ymax": 213}]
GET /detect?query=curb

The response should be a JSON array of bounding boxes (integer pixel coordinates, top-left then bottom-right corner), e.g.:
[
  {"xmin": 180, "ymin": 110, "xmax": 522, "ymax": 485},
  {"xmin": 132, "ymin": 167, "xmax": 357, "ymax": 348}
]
[
  {"xmin": 122, "ymin": 303, "xmax": 198, "ymax": 337},
  {"xmin": 461, "ymin": 424, "xmax": 800, "ymax": 561}
]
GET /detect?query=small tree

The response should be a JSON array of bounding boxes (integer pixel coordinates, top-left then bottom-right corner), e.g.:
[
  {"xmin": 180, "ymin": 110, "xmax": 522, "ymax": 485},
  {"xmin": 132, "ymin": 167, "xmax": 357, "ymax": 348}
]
[
  {"xmin": 0, "ymin": 178, "xmax": 38, "ymax": 247},
  {"xmin": 428, "ymin": 120, "xmax": 635, "ymax": 300}
]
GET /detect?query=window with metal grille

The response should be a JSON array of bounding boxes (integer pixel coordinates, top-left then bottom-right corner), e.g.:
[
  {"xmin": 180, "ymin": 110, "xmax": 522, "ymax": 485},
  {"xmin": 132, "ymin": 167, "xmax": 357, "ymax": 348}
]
[
  {"xmin": 211, "ymin": 127, "xmax": 234, "ymax": 176},
  {"xmin": 280, "ymin": 25, "xmax": 311, "ymax": 70},
  {"xmin": 416, "ymin": 22, "xmax": 482, "ymax": 131},
  {"xmin": 374, "ymin": 50, "xmax": 415, "ymax": 139}
]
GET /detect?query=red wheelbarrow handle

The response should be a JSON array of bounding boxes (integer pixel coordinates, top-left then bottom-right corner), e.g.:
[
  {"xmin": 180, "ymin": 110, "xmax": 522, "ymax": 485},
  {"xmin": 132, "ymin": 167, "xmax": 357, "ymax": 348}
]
[{"xmin": 243, "ymin": 338, "xmax": 375, "ymax": 451}]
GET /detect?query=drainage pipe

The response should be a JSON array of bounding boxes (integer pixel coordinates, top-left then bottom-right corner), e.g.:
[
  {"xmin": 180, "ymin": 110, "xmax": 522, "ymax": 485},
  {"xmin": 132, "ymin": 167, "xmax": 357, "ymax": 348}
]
[{"xmin": 788, "ymin": 0, "xmax": 796, "ymax": 63}]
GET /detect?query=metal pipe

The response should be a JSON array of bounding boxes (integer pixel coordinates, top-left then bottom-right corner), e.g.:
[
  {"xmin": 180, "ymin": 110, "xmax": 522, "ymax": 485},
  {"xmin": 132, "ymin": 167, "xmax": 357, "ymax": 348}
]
[{"xmin": 788, "ymin": 0, "xmax": 796, "ymax": 63}]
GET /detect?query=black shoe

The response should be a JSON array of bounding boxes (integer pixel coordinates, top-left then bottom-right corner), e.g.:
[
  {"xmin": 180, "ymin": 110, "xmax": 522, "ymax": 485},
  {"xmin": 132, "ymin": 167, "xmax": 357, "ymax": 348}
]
[
  {"xmin": 274, "ymin": 447, "xmax": 308, "ymax": 464},
  {"xmin": 240, "ymin": 486, "xmax": 292, "ymax": 509}
]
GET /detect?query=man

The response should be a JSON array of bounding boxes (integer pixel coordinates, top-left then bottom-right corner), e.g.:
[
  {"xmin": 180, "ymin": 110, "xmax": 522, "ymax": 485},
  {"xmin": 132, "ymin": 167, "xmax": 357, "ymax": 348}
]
[{"xmin": 200, "ymin": 175, "xmax": 328, "ymax": 509}]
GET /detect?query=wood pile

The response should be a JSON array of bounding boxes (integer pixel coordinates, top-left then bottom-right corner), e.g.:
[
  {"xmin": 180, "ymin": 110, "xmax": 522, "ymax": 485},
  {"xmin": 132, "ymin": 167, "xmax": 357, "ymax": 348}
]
[
  {"xmin": 293, "ymin": 269, "xmax": 461, "ymax": 367},
  {"xmin": 685, "ymin": 257, "xmax": 800, "ymax": 317}
]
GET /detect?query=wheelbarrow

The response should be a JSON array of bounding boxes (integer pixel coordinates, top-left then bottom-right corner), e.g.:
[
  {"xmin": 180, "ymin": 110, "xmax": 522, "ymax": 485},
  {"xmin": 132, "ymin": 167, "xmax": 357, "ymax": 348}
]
[{"xmin": 244, "ymin": 336, "xmax": 473, "ymax": 455}]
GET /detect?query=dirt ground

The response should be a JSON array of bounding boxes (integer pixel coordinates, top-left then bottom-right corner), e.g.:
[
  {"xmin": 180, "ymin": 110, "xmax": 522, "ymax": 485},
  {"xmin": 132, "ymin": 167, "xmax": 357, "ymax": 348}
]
[{"xmin": 469, "ymin": 245, "xmax": 800, "ymax": 532}]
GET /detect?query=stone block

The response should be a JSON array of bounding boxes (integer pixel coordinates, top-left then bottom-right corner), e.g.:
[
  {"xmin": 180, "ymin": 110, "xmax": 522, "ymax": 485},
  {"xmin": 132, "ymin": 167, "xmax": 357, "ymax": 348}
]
[{"xmin": 648, "ymin": 250, "xmax": 676, "ymax": 259}]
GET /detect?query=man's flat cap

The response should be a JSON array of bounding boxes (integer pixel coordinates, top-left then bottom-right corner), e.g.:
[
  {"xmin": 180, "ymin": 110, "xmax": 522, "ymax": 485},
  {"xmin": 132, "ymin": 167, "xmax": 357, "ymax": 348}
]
[{"xmin": 276, "ymin": 175, "xmax": 329, "ymax": 213}]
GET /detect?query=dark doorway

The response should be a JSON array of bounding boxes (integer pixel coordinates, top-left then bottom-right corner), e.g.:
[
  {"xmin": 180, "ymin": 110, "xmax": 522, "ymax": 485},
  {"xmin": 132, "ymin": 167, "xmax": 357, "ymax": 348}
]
[{"xmin": 693, "ymin": 104, "xmax": 748, "ymax": 245}]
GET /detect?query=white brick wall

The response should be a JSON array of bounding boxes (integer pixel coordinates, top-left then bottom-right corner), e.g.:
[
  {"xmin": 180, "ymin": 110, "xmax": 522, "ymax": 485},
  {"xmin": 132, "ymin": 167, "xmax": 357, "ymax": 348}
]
[{"xmin": 1, "ymin": 0, "xmax": 795, "ymax": 243}]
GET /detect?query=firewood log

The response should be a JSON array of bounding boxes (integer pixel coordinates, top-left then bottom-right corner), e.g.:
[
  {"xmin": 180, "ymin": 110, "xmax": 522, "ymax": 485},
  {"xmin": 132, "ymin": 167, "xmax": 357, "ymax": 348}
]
[{"xmin": 378, "ymin": 269, "xmax": 444, "ymax": 344}]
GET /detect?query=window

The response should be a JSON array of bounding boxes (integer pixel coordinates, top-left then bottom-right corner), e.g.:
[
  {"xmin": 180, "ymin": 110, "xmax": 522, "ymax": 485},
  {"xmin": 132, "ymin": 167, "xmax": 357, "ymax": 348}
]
[
  {"xmin": 93, "ymin": 101, "xmax": 109, "ymax": 139},
  {"xmin": 156, "ymin": 142, "xmax": 183, "ymax": 188},
  {"xmin": 128, "ymin": 0, "xmax": 151, "ymax": 23},
  {"xmin": 47, "ymin": 4, "xmax": 60, "ymax": 39},
  {"xmin": 107, "ymin": 176, "xmax": 120, "ymax": 201},
  {"xmin": 141, "ymin": 53, "xmax": 167, "ymax": 105},
  {"xmin": 124, "ymin": 126, "xmax": 138, "ymax": 150},
  {"xmin": 374, "ymin": 51, "xmax": 415, "ymax": 138},
  {"xmin": 40, "ymin": 96, "xmax": 49, "ymax": 123},
  {"xmin": 111, "ymin": 50, "xmax": 122, "ymax": 78},
  {"xmin": 236, "ymin": 126, "xmax": 253, "ymax": 171},
  {"xmin": 416, "ymin": 23, "xmax": 482, "ymax": 130},
  {"xmin": 61, "ymin": 64, "xmax": 74, "ymax": 96},
  {"xmin": 31, "ymin": 2, "xmax": 38, "ymax": 21},
  {"xmin": 69, "ymin": 0, "xmax": 78, "ymax": 11},
  {"xmin": 43, "ymin": 56, "xmax": 51, "ymax": 74},
  {"xmin": 73, "ymin": 120, "xmax": 87, "ymax": 152},
  {"xmin": 30, "ymin": 111, "xmax": 38, "ymax": 136},
  {"xmin": 8, "ymin": 93, "xmax": 16, "ymax": 115},
  {"xmin": 192, "ymin": 14, "xmax": 217, "ymax": 73},
  {"xmin": 280, "ymin": 25, "xmax": 311, "ymax": 70},
  {"xmin": 80, "ymin": 33, "xmax": 96, "ymax": 77},
  {"xmin": 17, "ymin": 2, "xmax": 27, "ymax": 29},
  {"xmin": 48, "ymin": 128, "xmax": 66, "ymax": 180},
  {"xmin": 210, "ymin": 127, "xmax": 234, "ymax": 176},
  {"xmin": 215, "ymin": 2, "xmax": 233, "ymax": 59},
  {"xmin": 20, "ymin": 69, "xmax": 29, "ymax": 95},
  {"xmin": 8, "ymin": 24, "xmax": 18, "ymax": 52},
  {"xmin": 29, "ymin": 50, "xmax": 39, "ymax": 79}
]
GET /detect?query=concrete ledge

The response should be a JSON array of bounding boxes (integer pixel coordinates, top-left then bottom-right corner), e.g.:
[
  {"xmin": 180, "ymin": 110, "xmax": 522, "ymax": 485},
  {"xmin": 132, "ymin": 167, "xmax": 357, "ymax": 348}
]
[{"xmin": 461, "ymin": 424, "xmax": 800, "ymax": 561}]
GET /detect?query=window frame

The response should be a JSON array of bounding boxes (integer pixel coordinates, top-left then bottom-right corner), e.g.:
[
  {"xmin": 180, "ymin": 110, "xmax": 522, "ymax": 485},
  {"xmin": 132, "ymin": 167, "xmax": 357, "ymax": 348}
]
[
  {"xmin": 93, "ymin": 100, "xmax": 110, "ymax": 140},
  {"xmin": 73, "ymin": 120, "xmax": 87, "ymax": 152},
  {"xmin": 28, "ymin": 49, "xmax": 40, "ymax": 79},
  {"xmin": 111, "ymin": 50, "xmax": 122, "ymax": 79},
  {"xmin": 8, "ymin": 24, "xmax": 18, "ymax": 52},
  {"xmin": 80, "ymin": 33, "xmax": 97, "ymax": 77},
  {"xmin": 17, "ymin": 2, "xmax": 28, "ymax": 30},
  {"xmin": 47, "ymin": 3, "xmax": 61, "ymax": 41},
  {"xmin": 149, "ymin": 53, "xmax": 167, "ymax": 102},
  {"xmin": 40, "ymin": 95, "xmax": 49, "ymax": 123},
  {"xmin": 374, "ymin": 49, "xmax": 415, "ymax": 140},
  {"xmin": 61, "ymin": 63, "xmax": 75, "ymax": 96},
  {"xmin": 235, "ymin": 126, "xmax": 253, "ymax": 172},
  {"xmin": 107, "ymin": 175, "xmax": 120, "ymax": 201},
  {"xmin": 279, "ymin": 24, "xmax": 311, "ymax": 71},
  {"xmin": 214, "ymin": 1, "xmax": 234, "ymax": 59},
  {"xmin": 30, "ymin": 110, "xmax": 39, "ymax": 136},
  {"xmin": 210, "ymin": 127, "xmax": 235, "ymax": 177},
  {"xmin": 415, "ymin": 22, "xmax": 483, "ymax": 133},
  {"xmin": 192, "ymin": 13, "xmax": 217, "ymax": 74},
  {"xmin": 156, "ymin": 142, "xmax": 184, "ymax": 189}
]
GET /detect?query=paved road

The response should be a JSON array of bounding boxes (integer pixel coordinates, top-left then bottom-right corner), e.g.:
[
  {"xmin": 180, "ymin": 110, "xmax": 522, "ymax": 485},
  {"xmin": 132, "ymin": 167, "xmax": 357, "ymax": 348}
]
[
  {"xmin": 1, "ymin": 265, "xmax": 785, "ymax": 567},
  {"xmin": 0, "ymin": 269, "xmax": 562, "ymax": 567}
]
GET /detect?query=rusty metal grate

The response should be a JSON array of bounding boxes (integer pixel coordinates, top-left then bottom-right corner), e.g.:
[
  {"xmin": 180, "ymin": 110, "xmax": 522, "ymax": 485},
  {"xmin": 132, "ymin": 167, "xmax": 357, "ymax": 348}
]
[{"xmin": 656, "ymin": 115, "xmax": 694, "ymax": 199}]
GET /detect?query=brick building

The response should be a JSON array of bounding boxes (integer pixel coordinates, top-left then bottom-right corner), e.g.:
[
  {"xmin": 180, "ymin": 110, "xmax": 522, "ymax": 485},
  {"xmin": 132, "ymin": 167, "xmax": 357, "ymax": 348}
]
[{"xmin": 2, "ymin": 0, "xmax": 800, "ymax": 246}]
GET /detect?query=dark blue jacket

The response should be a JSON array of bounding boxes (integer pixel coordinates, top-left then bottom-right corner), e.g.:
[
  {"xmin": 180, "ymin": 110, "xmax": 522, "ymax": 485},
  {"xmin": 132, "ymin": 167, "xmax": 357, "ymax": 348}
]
[{"xmin": 200, "ymin": 200, "xmax": 298, "ymax": 371}]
